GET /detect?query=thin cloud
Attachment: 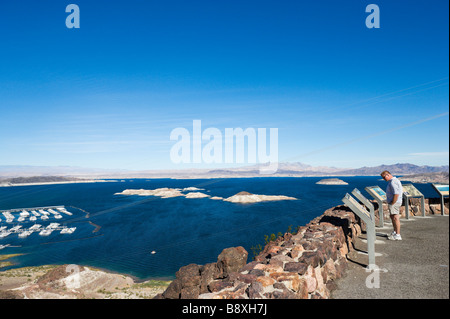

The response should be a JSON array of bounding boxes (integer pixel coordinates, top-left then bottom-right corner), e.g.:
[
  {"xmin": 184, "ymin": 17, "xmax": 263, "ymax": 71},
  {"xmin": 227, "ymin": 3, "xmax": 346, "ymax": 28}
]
[{"xmin": 408, "ymin": 151, "xmax": 449, "ymax": 157}]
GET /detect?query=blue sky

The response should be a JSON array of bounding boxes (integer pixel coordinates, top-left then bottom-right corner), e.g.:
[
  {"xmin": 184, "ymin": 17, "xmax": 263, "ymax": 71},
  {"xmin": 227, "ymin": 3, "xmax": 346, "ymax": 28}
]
[{"xmin": 0, "ymin": 0, "xmax": 448, "ymax": 171}]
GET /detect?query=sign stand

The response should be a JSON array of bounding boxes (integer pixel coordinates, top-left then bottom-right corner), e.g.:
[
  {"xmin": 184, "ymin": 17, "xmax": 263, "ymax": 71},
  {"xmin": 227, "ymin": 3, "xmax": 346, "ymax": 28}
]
[
  {"xmin": 431, "ymin": 184, "xmax": 449, "ymax": 216},
  {"xmin": 365, "ymin": 186, "xmax": 387, "ymax": 228},
  {"xmin": 342, "ymin": 193, "xmax": 376, "ymax": 269},
  {"xmin": 352, "ymin": 188, "xmax": 375, "ymax": 226},
  {"xmin": 402, "ymin": 184, "xmax": 425, "ymax": 219}
]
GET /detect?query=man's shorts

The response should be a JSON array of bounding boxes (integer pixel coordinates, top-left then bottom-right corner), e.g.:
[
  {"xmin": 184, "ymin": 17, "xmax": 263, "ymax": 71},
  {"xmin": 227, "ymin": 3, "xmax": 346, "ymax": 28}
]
[{"xmin": 388, "ymin": 202, "xmax": 402, "ymax": 215}]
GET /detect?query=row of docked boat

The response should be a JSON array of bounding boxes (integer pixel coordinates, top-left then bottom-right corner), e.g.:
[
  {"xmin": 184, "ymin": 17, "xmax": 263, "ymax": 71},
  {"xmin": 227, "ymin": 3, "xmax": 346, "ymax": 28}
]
[
  {"xmin": 1, "ymin": 207, "xmax": 72, "ymax": 223},
  {"xmin": 0, "ymin": 223, "xmax": 76, "ymax": 239}
]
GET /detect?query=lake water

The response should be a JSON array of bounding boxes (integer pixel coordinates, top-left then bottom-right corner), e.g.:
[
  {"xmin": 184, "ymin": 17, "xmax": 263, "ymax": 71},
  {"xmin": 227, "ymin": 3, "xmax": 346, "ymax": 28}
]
[{"xmin": 0, "ymin": 177, "xmax": 438, "ymax": 280}]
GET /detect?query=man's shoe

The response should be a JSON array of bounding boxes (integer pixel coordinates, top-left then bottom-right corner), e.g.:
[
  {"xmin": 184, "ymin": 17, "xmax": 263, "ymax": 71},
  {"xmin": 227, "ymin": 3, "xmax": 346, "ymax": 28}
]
[{"xmin": 388, "ymin": 233, "xmax": 402, "ymax": 241}]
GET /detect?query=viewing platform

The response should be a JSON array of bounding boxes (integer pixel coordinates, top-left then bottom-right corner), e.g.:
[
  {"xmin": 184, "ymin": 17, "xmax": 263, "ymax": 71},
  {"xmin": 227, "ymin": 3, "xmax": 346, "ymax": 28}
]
[{"xmin": 332, "ymin": 214, "xmax": 449, "ymax": 299}]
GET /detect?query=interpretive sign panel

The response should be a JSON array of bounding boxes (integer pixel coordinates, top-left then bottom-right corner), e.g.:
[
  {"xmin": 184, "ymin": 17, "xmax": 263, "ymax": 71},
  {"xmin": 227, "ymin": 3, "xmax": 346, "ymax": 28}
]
[
  {"xmin": 342, "ymin": 193, "xmax": 375, "ymax": 268},
  {"xmin": 352, "ymin": 188, "xmax": 374, "ymax": 219},
  {"xmin": 402, "ymin": 184, "xmax": 424, "ymax": 197},
  {"xmin": 365, "ymin": 186, "xmax": 387, "ymax": 202},
  {"xmin": 365, "ymin": 186, "xmax": 387, "ymax": 227},
  {"xmin": 344, "ymin": 193, "xmax": 371, "ymax": 220},
  {"xmin": 431, "ymin": 184, "xmax": 449, "ymax": 216},
  {"xmin": 402, "ymin": 184, "xmax": 425, "ymax": 218},
  {"xmin": 432, "ymin": 184, "xmax": 449, "ymax": 197}
]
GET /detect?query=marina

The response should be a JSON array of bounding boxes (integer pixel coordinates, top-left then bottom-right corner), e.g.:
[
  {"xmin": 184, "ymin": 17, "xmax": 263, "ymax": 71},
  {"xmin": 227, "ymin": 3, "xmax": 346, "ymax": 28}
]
[{"xmin": 0, "ymin": 206, "xmax": 77, "ymax": 240}]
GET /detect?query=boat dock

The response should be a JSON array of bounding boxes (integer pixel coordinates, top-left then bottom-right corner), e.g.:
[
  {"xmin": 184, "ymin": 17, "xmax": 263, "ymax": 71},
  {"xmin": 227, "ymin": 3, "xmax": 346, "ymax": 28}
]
[
  {"xmin": 1, "ymin": 205, "xmax": 77, "ymax": 241},
  {"xmin": 0, "ymin": 205, "xmax": 72, "ymax": 215},
  {"xmin": 0, "ymin": 222, "xmax": 76, "ymax": 239},
  {"xmin": 1, "ymin": 206, "xmax": 73, "ymax": 223}
]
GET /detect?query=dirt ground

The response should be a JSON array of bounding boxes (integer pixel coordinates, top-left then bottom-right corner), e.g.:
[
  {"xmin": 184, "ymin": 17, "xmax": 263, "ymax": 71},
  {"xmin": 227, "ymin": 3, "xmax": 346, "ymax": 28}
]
[{"xmin": 0, "ymin": 261, "xmax": 170, "ymax": 299}]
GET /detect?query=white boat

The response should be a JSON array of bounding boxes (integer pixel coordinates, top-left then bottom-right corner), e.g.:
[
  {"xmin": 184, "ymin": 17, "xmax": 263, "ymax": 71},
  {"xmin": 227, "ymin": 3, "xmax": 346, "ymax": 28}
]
[
  {"xmin": 0, "ymin": 231, "xmax": 11, "ymax": 238},
  {"xmin": 19, "ymin": 230, "xmax": 32, "ymax": 238},
  {"xmin": 29, "ymin": 224, "xmax": 42, "ymax": 231},
  {"xmin": 40, "ymin": 214, "xmax": 49, "ymax": 220},
  {"xmin": 3, "ymin": 212, "xmax": 14, "ymax": 222},
  {"xmin": 20, "ymin": 210, "xmax": 30, "ymax": 217},
  {"xmin": 31, "ymin": 210, "xmax": 40, "ymax": 216},
  {"xmin": 57, "ymin": 207, "xmax": 73, "ymax": 216},
  {"xmin": 47, "ymin": 223, "xmax": 60, "ymax": 229},
  {"xmin": 39, "ymin": 229, "xmax": 53, "ymax": 236},
  {"xmin": 0, "ymin": 244, "xmax": 10, "ymax": 250},
  {"xmin": 30, "ymin": 216, "xmax": 37, "ymax": 221},
  {"xmin": 60, "ymin": 227, "xmax": 76, "ymax": 234},
  {"xmin": 54, "ymin": 214, "xmax": 63, "ymax": 219},
  {"xmin": 39, "ymin": 210, "xmax": 50, "ymax": 216},
  {"xmin": 0, "ymin": 226, "xmax": 7, "ymax": 231},
  {"xmin": 10, "ymin": 225, "xmax": 22, "ymax": 232},
  {"xmin": 18, "ymin": 216, "xmax": 26, "ymax": 222}
]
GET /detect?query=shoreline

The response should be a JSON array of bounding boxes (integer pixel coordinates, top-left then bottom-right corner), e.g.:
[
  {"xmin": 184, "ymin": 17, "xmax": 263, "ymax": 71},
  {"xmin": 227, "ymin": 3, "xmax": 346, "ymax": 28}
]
[{"xmin": 0, "ymin": 179, "xmax": 113, "ymax": 187}]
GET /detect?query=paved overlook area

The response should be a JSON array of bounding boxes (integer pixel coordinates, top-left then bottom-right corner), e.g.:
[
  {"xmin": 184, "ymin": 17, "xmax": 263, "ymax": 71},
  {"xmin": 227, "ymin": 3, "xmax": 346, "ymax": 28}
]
[{"xmin": 332, "ymin": 215, "xmax": 449, "ymax": 299}]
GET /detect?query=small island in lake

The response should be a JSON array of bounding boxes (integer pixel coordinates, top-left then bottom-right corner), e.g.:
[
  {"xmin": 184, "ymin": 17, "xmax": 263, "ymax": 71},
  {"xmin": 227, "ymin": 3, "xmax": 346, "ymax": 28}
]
[
  {"xmin": 223, "ymin": 191, "xmax": 297, "ymax": 204},
  {"xmin": 316, "ymin": 178, "xmax": 348, "ymax": 185}
]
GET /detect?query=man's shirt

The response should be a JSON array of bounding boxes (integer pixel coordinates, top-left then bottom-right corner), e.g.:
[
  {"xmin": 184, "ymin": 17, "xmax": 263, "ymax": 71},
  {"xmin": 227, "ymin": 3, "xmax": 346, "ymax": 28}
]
[{"xmin": 386, "ymin": 177, "xmax": 403, "ymax": 204}]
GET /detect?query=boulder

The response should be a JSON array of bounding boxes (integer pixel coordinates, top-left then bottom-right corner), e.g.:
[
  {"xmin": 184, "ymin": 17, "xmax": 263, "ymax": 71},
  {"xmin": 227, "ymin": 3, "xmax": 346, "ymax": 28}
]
[{"xmin": 217, "ymin": 246, "xmax": 248, "ymax": 278}]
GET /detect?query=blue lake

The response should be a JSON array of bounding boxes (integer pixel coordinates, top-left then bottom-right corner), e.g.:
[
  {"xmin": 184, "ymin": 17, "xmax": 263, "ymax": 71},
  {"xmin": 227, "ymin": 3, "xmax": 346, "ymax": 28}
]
[{"xmin": 0, "ymin": 177, "xmax": 438, "ymax": 280}]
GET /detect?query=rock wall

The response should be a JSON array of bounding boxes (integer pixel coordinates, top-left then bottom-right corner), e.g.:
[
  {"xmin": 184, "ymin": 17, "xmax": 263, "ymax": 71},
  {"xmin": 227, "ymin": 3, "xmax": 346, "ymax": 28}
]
[{"xmin": 155, "ymin": 197, "xmax": 448, "ymax": 299}]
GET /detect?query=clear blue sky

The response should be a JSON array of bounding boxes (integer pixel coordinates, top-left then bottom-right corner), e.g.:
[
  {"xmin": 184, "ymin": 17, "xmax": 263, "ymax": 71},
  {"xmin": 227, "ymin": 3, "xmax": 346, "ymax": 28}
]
[{"xmin": 0, "ymin": 0, "xmax": 448, "ymax": 170}]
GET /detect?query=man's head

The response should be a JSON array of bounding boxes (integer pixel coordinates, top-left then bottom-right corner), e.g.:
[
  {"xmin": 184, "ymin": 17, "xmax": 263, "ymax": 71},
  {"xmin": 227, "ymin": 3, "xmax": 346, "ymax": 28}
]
[{"xmin": 380, "ymin": 170, "xmax": 393, "ymax": 181}]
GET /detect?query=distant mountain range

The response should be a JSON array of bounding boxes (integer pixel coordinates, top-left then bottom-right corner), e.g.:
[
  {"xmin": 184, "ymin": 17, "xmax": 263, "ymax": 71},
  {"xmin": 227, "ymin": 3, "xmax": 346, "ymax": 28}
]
[
  {"xmin": 0, "ymin": 163, "xmax": 448, "ymax": 179},
  {"xmin": 204, "ymin": 162, "xmax": 449, "ymax": 177}
]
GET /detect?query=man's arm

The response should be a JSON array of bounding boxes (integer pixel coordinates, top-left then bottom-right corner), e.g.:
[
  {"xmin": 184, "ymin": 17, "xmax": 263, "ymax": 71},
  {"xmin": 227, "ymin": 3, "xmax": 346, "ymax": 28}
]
[{"xmin": 390, "ymin": 194, "xmax": 399, "ymax": 205}]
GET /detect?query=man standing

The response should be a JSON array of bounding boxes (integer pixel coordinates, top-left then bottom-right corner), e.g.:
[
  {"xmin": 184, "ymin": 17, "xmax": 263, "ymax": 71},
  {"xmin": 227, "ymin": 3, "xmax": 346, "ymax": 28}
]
[{"xmin": 381, "ymin": 170, "xmax": 403, "ymax": 240}]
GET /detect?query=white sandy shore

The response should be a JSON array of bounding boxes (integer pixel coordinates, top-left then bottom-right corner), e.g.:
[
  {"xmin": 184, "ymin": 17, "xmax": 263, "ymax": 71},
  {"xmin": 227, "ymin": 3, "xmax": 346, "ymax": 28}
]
[{"xmin": 0, "ymin": 180, "xmax": 112, "ymax": 187}]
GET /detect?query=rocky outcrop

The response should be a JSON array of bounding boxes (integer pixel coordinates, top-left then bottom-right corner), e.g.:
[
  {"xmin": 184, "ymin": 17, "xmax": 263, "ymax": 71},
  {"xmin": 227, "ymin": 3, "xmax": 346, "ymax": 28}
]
[
  {"xmin": 0, "ymin": 265, "xmax": 170, "ymax": 299},
  {"xmin": 155, "ymin": 205, "xmax": 361, "ymax": 299},
  {"xmin": 155, "ymin": 246, "xmax": 249, "ymax": 299}
]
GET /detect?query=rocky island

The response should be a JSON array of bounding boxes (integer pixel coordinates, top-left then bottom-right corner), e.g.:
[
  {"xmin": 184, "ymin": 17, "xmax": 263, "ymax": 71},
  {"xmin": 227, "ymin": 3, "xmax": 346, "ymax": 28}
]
[
  {"xmin": 115, "ymin": 188, "xmax": 186, "ymax": 198},
  {"xmin": 316, "ymin": 178, "xmax": 348, "ymax": 185},
  {"xmin": 223, "ymin": 191, "xmax": 297, "ymax": 203}
]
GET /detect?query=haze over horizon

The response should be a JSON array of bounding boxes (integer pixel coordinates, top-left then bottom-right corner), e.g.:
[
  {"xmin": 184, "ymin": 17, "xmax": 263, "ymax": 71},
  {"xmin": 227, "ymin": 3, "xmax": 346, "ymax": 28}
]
[{"xmin": 0, "ymin": 1, "xmax": 448, "ymax": 171}]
